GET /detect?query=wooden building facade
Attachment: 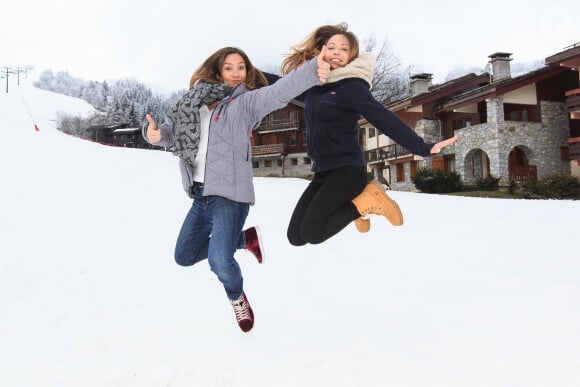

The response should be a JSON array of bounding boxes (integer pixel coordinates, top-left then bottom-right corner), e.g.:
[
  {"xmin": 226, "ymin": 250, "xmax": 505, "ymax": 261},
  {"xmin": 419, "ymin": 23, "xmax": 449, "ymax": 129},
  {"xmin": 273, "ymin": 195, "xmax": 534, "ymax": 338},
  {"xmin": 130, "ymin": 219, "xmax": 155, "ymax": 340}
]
[
  {"xmin": 362, "ymin": 46, "xmax": 580, "ymax": 190},
  {"xmin": 250, "ymin": 101, "xmax": 313, "ymax": 177}
]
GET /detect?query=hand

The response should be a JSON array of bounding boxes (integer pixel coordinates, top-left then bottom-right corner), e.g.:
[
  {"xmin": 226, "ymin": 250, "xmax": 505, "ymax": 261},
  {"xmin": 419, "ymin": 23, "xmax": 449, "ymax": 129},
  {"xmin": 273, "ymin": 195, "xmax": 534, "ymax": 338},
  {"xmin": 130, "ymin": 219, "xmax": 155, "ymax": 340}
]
[
  {"xmin": 145, "ymin": 114, "xmax": 162, "ymax": 143},
  {"xmin": 316, "ymin": 45, "xmax": 330, "ymax": 83},
  {"xmin": 430, "ymin": 135, "xmax": 458, "ymax": 154}
]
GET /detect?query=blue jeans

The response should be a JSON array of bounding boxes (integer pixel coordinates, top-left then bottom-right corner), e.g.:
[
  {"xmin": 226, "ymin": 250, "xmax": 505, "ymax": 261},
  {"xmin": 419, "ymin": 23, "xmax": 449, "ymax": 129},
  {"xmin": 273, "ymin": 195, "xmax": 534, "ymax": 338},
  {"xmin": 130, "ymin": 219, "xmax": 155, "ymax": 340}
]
[{"xmin": 174, "ymin": 185, "xmax": 249, "ymax": 301}]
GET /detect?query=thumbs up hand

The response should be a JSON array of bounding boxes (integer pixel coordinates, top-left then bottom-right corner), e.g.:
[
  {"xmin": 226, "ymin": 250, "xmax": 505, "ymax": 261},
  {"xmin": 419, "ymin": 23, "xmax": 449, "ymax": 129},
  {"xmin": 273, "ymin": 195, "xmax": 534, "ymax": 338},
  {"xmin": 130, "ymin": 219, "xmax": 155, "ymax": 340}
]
[
  {"xmin": 145, "ymin": 114, "xmax": 162, "ymax": 143},
  {"xmin": 317, "ymin": 45, "xmax": 330, "ymax": 83}
]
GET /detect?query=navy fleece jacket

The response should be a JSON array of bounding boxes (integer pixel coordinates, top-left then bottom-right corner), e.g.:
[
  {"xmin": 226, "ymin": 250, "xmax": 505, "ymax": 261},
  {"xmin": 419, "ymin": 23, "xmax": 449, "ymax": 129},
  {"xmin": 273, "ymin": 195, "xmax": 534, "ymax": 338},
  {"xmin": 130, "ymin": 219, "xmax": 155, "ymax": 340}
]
[{"xmin": 303, "ymin": 54, "xmax": 434, "ymax": 173}]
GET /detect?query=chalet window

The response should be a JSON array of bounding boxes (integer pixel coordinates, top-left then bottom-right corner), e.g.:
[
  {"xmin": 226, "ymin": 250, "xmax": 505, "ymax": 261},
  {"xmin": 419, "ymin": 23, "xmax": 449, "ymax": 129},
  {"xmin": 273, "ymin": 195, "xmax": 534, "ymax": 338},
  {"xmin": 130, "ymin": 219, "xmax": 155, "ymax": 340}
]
[
  {"xmin": 303, "ymin": 157, "xmax": 311, "ymax": 164},
  {"xmin": 396, "ymin": 163, "xmax": 405, "ymax": 182},
  {"xmin": 452, "ymin": 120, "xmax": 465, "ymax": 130},
  {"xmin": 277, "ymin": 160, "xmax": 283, "ymax": 167},
  {"xmin": 506, "ymin": 108, "xmax": 529, "ymax": 122},
  {"xmin": 265, "ymin": 160, "xmax": 272, "ymax": 167},
  {"xmin": 252, "ymin": 161, "xmax": 259, "ymax": 168},
  {"xmin": 432, "ymin": 157, "xmax": 445, "ymax": 171},
  {"xmin": 521, "ymin": 110, "xmax": 528, "ymax": 122},
  {"xmin": 290, "ymin": 158, "xmax": 298, "ymax": 166},
  {"xmin": 290, "ymin": 133, "xmax": 297, "ymax": 146},
  {"xmin": 368, "ymin": 127, "xmax": 376, "ymax": 138},
  {"xmin": 446, "ymin": 157, "xmax": 456, "ymax": 173},
  {"xmin": 410, "ymin": 161, "xmax": 418, "ymax": 180}
]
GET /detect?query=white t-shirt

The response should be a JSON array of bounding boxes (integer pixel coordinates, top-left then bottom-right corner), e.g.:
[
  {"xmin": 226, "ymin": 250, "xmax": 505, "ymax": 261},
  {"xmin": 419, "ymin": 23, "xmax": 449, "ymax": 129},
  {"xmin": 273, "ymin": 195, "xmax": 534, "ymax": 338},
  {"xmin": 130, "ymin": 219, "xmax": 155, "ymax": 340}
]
[{"xmin": 192, "ymin": 105, "xmax": 211, "ymax": 183}]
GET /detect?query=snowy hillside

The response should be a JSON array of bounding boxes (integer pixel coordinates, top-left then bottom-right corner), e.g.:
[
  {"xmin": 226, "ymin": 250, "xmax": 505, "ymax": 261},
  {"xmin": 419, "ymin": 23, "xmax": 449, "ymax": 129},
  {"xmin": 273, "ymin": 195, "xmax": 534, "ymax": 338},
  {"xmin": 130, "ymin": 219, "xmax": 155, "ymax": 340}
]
[{"xmin": 1, "ymin": 81, "xmax": 579, "ymax": 387}]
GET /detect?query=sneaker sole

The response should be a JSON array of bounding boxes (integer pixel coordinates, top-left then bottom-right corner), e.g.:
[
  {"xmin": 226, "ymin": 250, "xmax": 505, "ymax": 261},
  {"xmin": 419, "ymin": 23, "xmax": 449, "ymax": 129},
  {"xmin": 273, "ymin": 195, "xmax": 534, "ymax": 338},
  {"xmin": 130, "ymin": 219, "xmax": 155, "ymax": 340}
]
[{"xmin": 253, "ymin": 225, "xmax": 265, "ymax": 264}]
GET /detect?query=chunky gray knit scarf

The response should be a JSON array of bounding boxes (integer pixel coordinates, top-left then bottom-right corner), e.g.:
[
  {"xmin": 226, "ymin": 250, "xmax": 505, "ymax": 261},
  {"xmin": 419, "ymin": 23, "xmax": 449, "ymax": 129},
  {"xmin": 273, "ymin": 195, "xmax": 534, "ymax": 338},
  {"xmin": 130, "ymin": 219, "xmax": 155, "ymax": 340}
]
[{"xmin": 167, "ymin": 82, "xmax": 233, "ymax": 165}]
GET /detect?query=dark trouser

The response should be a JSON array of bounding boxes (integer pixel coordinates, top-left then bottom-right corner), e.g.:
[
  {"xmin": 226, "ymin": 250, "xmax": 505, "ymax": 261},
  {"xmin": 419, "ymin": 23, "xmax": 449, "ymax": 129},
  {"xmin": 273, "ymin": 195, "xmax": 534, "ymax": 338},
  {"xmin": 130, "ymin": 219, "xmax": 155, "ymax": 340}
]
[{"xmin": 287, "ymin": 166, "xmax": 367, "ymax": 246}]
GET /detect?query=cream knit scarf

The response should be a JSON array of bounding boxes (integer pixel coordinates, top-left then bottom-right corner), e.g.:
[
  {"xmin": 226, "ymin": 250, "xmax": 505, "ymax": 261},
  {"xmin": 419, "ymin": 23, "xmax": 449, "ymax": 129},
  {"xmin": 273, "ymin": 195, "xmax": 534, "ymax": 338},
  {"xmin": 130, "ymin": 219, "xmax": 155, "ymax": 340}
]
[{"xmin": 326, "ymin": 51, "xmax": 375, "ymax": 88}]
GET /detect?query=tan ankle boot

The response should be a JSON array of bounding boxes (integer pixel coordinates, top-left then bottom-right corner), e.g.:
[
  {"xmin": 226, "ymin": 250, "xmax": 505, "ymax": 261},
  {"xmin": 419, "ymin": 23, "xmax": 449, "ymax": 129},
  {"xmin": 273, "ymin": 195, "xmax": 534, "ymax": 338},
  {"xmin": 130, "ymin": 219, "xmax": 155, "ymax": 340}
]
[
  {"xmin": 352, "ymin": 181, "xmax": 404, "ymax": 226},
  {"xmin": 353, "ymin": 217, "xmax": 371, "ymax": 233}
]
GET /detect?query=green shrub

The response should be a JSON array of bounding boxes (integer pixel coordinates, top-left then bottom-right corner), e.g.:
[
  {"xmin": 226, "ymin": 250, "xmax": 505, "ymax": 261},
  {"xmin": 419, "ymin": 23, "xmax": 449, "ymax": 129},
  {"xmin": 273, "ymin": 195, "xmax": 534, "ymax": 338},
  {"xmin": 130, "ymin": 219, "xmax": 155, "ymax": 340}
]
[
  {"xmin": 522, "ymin": 174, "xmax": 580, "ymax": 200},
  {"xmin": 476, "ymin": 175, "xmax": 500, "ymax": 191},
  {"xmin": 508, "ymin": 179, "xmax": 519, "ymax": 195},
  {"xmin": 412, "ymin": 168, "xmax": 461, "ymax": 193}
]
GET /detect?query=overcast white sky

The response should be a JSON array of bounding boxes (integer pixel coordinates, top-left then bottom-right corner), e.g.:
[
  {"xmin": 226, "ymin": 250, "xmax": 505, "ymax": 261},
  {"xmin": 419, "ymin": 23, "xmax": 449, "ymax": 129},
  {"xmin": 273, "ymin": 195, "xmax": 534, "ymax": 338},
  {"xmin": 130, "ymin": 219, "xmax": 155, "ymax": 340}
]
[{"xmin": 2, "ymin": 0, "xmax": 579, "ymax": 94}]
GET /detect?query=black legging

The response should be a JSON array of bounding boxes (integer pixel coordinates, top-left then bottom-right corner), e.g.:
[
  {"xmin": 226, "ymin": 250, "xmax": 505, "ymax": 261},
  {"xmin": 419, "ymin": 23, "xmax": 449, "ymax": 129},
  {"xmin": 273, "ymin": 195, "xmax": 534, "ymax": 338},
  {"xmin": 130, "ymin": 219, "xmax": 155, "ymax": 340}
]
[{"xmin": 287, "ymin": 166, "xmax": 367, "ymax": 245}]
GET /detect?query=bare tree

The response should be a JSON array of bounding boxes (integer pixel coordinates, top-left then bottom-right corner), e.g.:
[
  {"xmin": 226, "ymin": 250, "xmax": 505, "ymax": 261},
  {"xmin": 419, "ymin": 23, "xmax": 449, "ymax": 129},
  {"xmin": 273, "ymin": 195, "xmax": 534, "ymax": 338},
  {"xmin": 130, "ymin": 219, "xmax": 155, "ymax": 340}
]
[{"xmin": 363, "ymin": 37, "xmax": 410, "ymax": 105}]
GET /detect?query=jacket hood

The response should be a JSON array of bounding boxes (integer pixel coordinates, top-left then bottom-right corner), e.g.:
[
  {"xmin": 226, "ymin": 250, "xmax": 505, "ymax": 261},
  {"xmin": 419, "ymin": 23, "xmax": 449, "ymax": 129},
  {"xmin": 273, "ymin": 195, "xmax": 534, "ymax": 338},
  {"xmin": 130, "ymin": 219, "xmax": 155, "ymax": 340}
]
[{"xmin": 326, "ymin": 52, "xmax": 375, "ymax": 88}]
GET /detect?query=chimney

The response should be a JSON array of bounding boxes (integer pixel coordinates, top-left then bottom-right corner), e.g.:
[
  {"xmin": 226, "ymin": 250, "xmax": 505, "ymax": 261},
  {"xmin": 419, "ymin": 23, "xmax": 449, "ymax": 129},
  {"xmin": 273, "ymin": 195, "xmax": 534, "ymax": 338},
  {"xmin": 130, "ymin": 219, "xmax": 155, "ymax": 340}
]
[
  {"xmin": 488, "ymin": 52, "xmax": 512, "ymax": 82},
  {"xmin": 410, "ymin": 73, "xmax": 433, "ymax": 96}
]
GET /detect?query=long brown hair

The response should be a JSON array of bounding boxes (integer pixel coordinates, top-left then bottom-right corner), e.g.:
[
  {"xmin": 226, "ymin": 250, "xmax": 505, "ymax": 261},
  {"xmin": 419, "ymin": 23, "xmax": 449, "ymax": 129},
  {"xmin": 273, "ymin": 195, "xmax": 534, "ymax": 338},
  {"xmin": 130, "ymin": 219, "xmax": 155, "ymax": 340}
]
[
  {"xmin": 189, "ymin": 46, "xmax": 269, "ymax": 89},
  {"xmin": 281, "ymin": 22, "xmax": 360, "ymax": 75}
]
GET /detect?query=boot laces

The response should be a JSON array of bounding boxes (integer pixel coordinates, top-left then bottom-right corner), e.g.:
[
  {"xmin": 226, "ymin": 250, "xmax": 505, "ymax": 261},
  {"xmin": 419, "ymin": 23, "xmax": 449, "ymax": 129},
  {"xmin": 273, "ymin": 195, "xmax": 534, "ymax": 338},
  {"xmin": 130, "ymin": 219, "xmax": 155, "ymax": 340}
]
[
  {"xmin": 370, "ymin": 205, "xmax": 392, "ymax": 215},
  {"xmin": 231, "ymin": 295, "xmax": 251, "ymax": 321}
]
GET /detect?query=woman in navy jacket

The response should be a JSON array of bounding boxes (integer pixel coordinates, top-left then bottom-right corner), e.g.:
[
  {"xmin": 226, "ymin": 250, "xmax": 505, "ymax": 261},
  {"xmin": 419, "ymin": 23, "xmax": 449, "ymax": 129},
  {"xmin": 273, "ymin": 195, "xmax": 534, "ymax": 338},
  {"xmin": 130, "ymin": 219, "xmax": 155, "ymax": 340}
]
[{"xmin": 283, "ymin": 23, "xmax": 457, "ymax": 246}]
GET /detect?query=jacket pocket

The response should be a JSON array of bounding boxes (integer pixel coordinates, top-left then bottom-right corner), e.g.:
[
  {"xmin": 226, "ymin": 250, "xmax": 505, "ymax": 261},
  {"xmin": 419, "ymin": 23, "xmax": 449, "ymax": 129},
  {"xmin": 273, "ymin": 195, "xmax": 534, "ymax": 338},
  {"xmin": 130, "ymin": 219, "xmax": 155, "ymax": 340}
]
[{"xmin": 179, "ymin": 159, "xmax": 195, "ymax": 198}]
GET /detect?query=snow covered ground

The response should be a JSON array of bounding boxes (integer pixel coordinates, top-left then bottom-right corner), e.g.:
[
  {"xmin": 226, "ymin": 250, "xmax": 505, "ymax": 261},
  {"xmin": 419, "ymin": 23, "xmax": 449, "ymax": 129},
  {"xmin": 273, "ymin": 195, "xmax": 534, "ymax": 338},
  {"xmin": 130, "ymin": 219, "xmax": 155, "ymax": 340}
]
[{"xmin": 1, "ymin": 81, "xmax": 579, "ymax": 387}]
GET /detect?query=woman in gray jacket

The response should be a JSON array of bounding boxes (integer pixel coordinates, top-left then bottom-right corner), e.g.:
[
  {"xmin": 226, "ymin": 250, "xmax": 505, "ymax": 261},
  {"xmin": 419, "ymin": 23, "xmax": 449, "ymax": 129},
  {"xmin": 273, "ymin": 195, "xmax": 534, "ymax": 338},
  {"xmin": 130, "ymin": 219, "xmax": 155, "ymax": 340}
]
[{"xmin": 144, "ymin": 46, "xmax": 329, "ymax": 332}]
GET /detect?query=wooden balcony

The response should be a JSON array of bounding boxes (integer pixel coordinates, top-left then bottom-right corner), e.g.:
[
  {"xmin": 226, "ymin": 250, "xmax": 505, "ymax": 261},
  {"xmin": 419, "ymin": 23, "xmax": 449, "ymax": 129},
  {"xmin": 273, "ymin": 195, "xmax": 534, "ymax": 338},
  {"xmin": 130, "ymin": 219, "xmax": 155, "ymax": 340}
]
[
  {"xmin": 569, "ymin": 137, "xmax": 580, "ymax": 160},
  {"xmin": 509, "ymin": 165, "xmax": 537, "ymax": 182},
  {"xmin": 256, "ymin": 117, "xmax": 299, "ymax": 133},
  {"xmin": 251, "ymin": 143, "xmax": 287, "ymax": 157},
  {"xmin": 364, "ymin": 144, "xmax": 412, "ymax": 163},
  {"xmin": 565, "ymin": 88, "xmax": 580, "ymax": 118}
]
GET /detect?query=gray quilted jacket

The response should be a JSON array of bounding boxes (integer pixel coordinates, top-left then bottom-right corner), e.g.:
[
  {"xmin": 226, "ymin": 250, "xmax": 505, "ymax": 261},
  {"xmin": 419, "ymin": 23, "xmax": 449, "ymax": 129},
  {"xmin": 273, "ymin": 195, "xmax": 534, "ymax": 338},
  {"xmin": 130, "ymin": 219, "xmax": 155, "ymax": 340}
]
[{"xmin": 145, "ymin": 57, "xmax": 322, "ymax": 204}]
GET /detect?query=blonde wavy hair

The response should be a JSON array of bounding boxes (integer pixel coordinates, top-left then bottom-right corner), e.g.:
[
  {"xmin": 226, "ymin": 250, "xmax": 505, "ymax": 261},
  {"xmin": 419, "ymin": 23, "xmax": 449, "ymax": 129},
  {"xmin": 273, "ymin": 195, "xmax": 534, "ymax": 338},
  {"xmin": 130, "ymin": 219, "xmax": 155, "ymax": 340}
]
[{"xmin": 281, "ymin": 22, "xmax": 360, "ymax": 75}]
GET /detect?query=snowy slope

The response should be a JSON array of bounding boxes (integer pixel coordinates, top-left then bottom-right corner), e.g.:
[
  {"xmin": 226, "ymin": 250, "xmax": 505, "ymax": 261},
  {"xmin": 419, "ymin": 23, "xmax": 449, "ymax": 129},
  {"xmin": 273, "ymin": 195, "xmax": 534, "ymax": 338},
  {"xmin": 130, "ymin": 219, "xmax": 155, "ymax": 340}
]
[{"xmin": 1, "ymin": 81, "xmax": 579, "ymax": 387}]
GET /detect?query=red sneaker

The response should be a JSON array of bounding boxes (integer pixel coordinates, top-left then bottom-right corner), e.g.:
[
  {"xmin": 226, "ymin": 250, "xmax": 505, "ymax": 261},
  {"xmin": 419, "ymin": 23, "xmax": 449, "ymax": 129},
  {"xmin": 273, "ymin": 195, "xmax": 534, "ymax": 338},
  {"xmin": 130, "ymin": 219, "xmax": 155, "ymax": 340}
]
[
  {"xmin": 244, "ymin": 226, "xmax": 264, "ymax": 264},
  {"xmin": 230, "ymin": 291, "xmax": 254, "ymax": 332}
]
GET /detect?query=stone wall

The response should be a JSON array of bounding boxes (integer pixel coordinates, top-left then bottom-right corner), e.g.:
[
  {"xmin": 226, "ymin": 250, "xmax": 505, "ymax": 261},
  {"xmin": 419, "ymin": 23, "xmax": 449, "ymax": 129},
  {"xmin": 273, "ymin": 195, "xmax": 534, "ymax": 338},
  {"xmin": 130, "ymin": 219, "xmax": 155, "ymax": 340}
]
[
  {"xmin": 389, "ymin": 119, "xmax": 440, "ymax": 191},
  {"xmin": 390, "ymin": 161, "xmax": 423, "ymax": 191},
  {"xmin": 454, "ymin": 97, "xmax": 570, "ymax": 185},
  {"xmin": 415, "ymin": 118, "xmax": 442, "ymax": 146},
  {"xmin": 454, "ymin": 121, "xmax": 499, "ymax": 185},
  {"xmin": 252, "ymin": 153, "xmax": 313, "ymax": 178},
  {"xmin": 535, "ymin": 101, "xmax": 571, "ymax": 177}
]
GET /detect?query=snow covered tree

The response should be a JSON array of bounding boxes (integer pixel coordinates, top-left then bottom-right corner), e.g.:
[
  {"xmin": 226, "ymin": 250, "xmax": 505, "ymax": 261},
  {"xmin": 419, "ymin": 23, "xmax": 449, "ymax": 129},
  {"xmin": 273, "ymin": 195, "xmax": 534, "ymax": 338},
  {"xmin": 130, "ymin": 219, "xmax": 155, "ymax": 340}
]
[{"xmin": 363, "ymin": 37, "xmax": 410, "ymax": 105}]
